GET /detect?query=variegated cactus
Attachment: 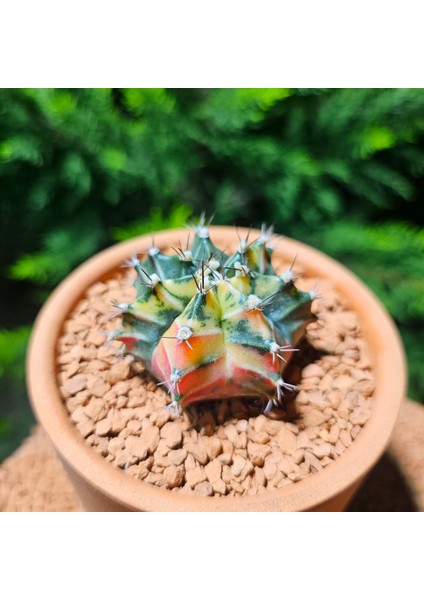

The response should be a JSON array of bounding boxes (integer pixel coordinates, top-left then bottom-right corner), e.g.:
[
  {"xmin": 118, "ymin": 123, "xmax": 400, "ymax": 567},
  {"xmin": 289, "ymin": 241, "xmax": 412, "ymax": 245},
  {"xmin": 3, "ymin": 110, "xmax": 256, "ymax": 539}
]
[{"xmin": 111, "ymin": 217, "xmax": 316, "ymax": 414}]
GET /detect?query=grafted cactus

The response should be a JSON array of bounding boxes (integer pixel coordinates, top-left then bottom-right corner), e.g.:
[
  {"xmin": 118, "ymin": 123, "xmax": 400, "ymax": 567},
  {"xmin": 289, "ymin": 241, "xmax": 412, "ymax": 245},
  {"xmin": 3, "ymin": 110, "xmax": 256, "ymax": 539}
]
[{"xmin": 112, "ymin": 218, "xmax": 316, "ymax": 413}]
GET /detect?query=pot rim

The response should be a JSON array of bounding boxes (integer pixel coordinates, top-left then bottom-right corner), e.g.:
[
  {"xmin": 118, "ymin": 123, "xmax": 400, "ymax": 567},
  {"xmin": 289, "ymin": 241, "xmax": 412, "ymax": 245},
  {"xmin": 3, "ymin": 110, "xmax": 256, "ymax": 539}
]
[{"xmin": 27, "ymin": 226, "xmax": 407, "ymax": 511}]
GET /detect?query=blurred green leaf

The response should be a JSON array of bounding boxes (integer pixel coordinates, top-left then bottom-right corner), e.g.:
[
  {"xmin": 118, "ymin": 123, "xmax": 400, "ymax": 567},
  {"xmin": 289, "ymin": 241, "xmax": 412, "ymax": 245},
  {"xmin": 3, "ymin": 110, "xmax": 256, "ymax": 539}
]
[
  {"xmin": 0, "ymin": 327, "xmax": 31, "ymax": 380},
  {"xmin": 122, "ymin": 88, "xmax": 176, "ymax": 116},
  {"xmin": 113, "ymin": 205, "xmax": 192, "ymax": 242},
  {"xmin": 0, "ymin": 135, "xmax": 42, "ymax": 165},
  {"xmin": 357, "ymin": 126, "xmax": 396, "ymax": 158},
  {"xmin": 9, "ymin": 215, "xmax": 106, "ymax": 284}
]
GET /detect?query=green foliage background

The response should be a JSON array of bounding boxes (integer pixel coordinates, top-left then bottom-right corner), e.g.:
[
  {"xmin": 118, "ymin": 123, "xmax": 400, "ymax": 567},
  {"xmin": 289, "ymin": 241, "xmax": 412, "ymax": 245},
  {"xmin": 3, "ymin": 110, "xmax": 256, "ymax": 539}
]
[{"xmin": 1, "ymin": 88, "xmax": 423, "ymax": 460}]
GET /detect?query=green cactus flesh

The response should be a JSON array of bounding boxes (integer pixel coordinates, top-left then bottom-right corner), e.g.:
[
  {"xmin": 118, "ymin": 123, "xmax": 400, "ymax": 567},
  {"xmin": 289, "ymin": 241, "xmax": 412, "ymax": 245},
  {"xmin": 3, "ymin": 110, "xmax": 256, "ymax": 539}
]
[{"xmin": 114, "ymin": 221, "xmax": 316, "ymax": 413}]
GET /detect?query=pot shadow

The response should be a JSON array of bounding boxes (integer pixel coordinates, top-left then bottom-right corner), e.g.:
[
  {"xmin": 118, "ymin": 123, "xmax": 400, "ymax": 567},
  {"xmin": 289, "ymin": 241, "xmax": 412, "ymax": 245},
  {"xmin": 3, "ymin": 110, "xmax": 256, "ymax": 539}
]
[{"xmin": 347, "ymin": 453, "xmax": 418, "ymax": 512}]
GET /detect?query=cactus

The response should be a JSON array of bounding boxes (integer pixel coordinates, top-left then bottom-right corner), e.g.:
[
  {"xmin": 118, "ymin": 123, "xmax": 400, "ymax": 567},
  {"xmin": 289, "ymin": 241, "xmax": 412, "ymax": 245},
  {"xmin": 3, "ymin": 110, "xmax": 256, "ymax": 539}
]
[{"xmin": 112, "ymin": 217, "xmax": 316, "ymax": 414}]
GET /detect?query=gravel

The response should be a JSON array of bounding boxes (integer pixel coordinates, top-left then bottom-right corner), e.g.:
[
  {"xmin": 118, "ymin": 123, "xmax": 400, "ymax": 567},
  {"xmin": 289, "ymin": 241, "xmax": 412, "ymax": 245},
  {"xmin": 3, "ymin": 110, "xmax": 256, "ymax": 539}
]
[{"xmin": 56, "ymin": 265, "xmax": 374, "ymax": 498}]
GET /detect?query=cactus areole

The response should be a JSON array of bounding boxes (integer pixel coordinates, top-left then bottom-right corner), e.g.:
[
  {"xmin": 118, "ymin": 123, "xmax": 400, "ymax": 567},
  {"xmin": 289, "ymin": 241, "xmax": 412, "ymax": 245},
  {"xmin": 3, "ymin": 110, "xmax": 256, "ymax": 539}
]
[{"xmin": 113, "ymin": 219, "xmax": 316, "ymax": 414}]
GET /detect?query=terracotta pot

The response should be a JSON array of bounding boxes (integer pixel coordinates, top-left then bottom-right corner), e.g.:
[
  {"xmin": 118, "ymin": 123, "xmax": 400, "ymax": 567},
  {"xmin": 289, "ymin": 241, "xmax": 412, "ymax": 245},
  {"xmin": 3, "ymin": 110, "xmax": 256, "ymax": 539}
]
[{"xmin": 27, "ymin": 226, "xmax": 406, "ymax": 511}]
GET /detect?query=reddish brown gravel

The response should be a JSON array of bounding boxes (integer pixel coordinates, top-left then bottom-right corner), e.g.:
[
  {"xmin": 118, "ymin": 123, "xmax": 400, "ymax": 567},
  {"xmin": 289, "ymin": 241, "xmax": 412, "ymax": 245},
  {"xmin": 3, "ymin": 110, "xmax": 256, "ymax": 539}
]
[
  {"xmin": 4, "ymin": 400, "xmax": 424, "ymax": 511},
  {"xmin": 55, "ymin": 265, "xmax": 374, "ymax": 498}
]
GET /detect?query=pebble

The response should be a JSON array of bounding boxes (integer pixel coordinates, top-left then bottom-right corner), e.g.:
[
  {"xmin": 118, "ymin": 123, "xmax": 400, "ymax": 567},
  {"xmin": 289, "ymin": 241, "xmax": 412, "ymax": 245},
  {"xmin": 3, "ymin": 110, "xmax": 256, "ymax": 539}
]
[
  {"xmin": 254, "ymin": 415, "xmax": 268, "ymax": 433},
  {"xmin": 127, "ymin": 419, "xmax": 141, "ymax": 433},
  {"xmin": 193, "ymin": 481, "xmax": 214, "ymax": 496},
  {"xmin": 164, "ymin": 465, "xmax": 185, "ymax": 489},
  {"xmin": 352, "ymin": 380, "xmax": 374, "ymax": 396},
  {"xmin": 221, "ymin": 439, "xmax": 234, "ymax": 456},
  {"xmin": 311, "ymin": 443, "xmax": 332, "ymax": 458},
  {"xmin": 125, "ymin": 426, "xmax": 160, "ymax": 460},
  {"xmin": 64, "ymin": 374, "xmax": 88, "ymax": 396},
  {"xmin": 296, "ymin": 431, "xmax": 310, "ymax": 449},
  {"xmin": 125, "ymin": 436, "xmax": 149, "ymax": 461},
  {"xmin": 161, "ymin": 422, "xmax": 183, "ymax": 449},
  {"xmin": 339, "ymin": 311, "xmax": 358, "ymax": 330},
  {"xmin": 242, "ymin": 475, "xmax": 254, "ymax": 490},
  {"xmin": 141, "ymin": 425, "xmax": 160, "ymax": 453},
  {"xmin": 126, "ymin": 393, "xmax": 143, "ymax": 410},
  {"xmin": 236, "ymin": 419, "xmax": 248, "ymax": 433},
  {"xmin": 69, "ymin": 406, "xmax": 87, "ymax": 424},
  {"xmin": 184, "ymin": 452, "xmax": 196, "ymax": 471},
  {"xmin": 305, "ymin": 427, "xmax": 319, "ymax": 440},
  {"xmin": 156, "ymin": 439, "xmax": 171, "ymax": 457},
  {"xmin": 186, "ymin": 466, "xmax": 207, "ymax": 489},
  {"xmin": 351, "ymin": 425, "xmax": 361, "ymax": 440},
  {"xmin": 70, "ymin": 345, "xmax": 84, "ymax": 361},
  {"xmin": 87, "ymin": 281, "xmax": 108, "ymax": 297},
  {"xmin": 58, "ymin": 353, "xmax": 73, "ymax": 366},
  {"xmin": 231, "ymin": 455, "xmax": 246, "ymax": 478},
  {"xmin": 292, "ymin": 449, "xmax": 305, "ymax": 465},
  {"xmin": 304, "ymin": 451, "xmax": 323, "ymax": 472},
  {"xmin": 263, "ymin": 459, "xmax": 277, "ymax": 481},
  {"xmin": 268, "ymin": 470, "xmax": 284, "ymax": 487},
  {"xmin": 144, "ymin": 472, "xmax": 167, "ymax": 487},
  {"xmin": 248, "ymin": 429, "xmax": 270, "ymax": 444},
  {"xmin": 168, "ymin": 448, "xmax": 188, "ymax": 466},
  {"xmin": 108, "ymin": 438, "xmax": 124, "ymax": 455},
  {"xmin": 264, "ymin": 420, "xmax": 285, "ymax": 436},
  {"xmin": 267, "ymin": 450, "xmax": 284, "ymax": 464},
  {"xmin": 222, "ymin": 465, "xmax": 233, "ymax": 483},
  {"xmin": 302, "ymin": 364, "xmax": 325, "ymax": 378},
  {"xmin": 302, "ymin": 409, "xmax": 327, "ymax": 427},
  {"xmin": 95, "ymin": 413, "xmax": 113, "ymax": 436},
  {"xmin": 286, "ymin": 422, "xmax": 300, "ymax": 435},
  {"xmin": 334, "ymin": 439, "xmax": 346, "ymax": 455},
  {"xmin": 247, "ymin": 442, "xmax": 272, "ymax": 467},
  {"xmin": 84, "ymin": 398, "xmax": 108, "ymax": 422},
  {"xmin": 153, "ymin": 452, "xmax": 170, "ymax": 468},
  {"xmin": 185, "ymin": 441, "xmax": 208, "ymax": 465},
  {"xmin": 336, "ymin": 417, "xmax": 348, "ymax": 430},
  {"xmin": 239, "ymin": 460, "xmax": 254, "ymax": 481},
  {"xmin": 276, "ymin": 428, "xmax": 297, "ymax": 454},
  {"xmin": 238, "ymin": 431, "xmax": 247, "ymax": 449},
  {"xmin": 254, "ymin": 467, "xmax": 267, "ymax": 488},
  {"xmin": 154, "ymin": 409, "xmax": 171, "ymax": 428},
  {"xmin": 278, "ymin": 456, "xmax": 296, "ymax": 475},
  {"xmin": 225, "ymin": 423, "xmax": 242, "ymax": 447},
  {"xmin": 66, "ymin": 361, "xmax": 80, "ymax": 378},
  {"xmin": 300, "ymin": 461, "xmax": 311, "ymax": 475},
  {"xmin": 318, "ymin": 429, "xmax": 330, "ymax": 442},
  {"xmin": 328, "ymin": 424, "xmax": 340, "ymax": 444},
  {"xmin": 319, "ymin": 373, "xmax": 333, "ymax": 392},
  {"xmin": 111, "ymin": 409, "xmax": 130, "ymax": 434},
  {"xmin": 106, "ymin": 360, "xmax": 131, "ymax": 384},
  {"xmin": 218, "ymin": 453, "xmax": 232, "ymax": 466},
  {"xmin": 204, "ymin": 437, "xmax": 223, "ymax": 459},
  {"xmin": 340, "ymin": 429, "xmax": 352, "ymax": 448},
  {"xmin": 76, "ymin": 418, "xmax": 94, "ymax": 438},
  {"xmin": 350, "ymin": 406, "xmax": 371, "ymax": 425},
  {"xmin": 205, "ymin": 459, "xmax": 222, "ymax": 483},
  {"xmin": 211, "ymin": 478, "xmax": 227, "ymax": 495}
]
